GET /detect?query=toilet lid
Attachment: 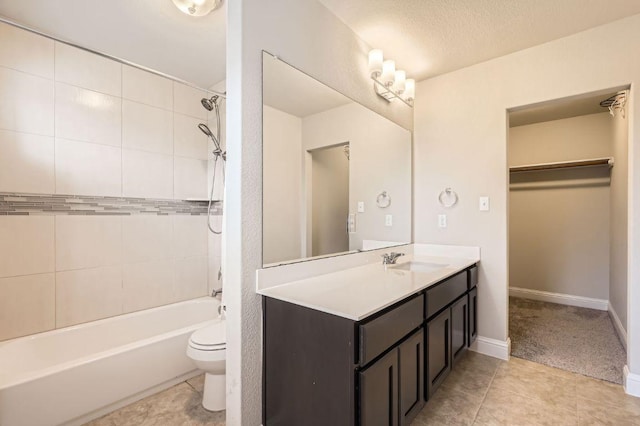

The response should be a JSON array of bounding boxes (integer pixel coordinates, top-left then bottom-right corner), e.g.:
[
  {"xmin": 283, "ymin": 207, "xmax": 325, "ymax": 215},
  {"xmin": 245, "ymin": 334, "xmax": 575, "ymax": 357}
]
[{"xmin": 190, "ymin": 321, "xmax": 226, "ymax": 347}]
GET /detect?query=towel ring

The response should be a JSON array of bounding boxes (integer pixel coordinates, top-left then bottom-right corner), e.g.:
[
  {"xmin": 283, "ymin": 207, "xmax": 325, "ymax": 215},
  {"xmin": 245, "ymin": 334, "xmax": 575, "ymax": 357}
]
[
  {"xmin": 376, "ymin": 191, "xmax": 391, "ymax": 208},
  {"xmin": 438, "ymin": 188, "xmax": 458, "ymax": 208}
]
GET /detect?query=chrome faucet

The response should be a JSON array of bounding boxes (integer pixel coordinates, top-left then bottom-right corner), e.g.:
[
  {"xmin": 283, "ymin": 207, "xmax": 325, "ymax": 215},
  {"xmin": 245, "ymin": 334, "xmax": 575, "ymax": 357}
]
[{"xmin": 381, "ymin": 252, "xmax": 405, "ymax": 265}]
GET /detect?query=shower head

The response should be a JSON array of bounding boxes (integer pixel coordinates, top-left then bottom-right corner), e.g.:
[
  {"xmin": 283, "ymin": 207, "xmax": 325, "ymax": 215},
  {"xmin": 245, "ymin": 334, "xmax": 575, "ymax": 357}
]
[
  {"xmin": 198, "ymin": 123, "xmax": 214, "ymax": 138},
  {"xmin": 198, "ymin": 123, "xmax": 223, "ymax": 155},
  {"xmin": 201, "ymin": 95, "xmax": 219, "ymax": 111}
]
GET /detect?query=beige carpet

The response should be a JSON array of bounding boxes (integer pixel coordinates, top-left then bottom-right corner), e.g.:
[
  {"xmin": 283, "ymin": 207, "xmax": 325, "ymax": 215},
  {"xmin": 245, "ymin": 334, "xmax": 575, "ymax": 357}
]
[{"xmin": 509, "ymin": 297, "xmax": 626, "ymax": 384}]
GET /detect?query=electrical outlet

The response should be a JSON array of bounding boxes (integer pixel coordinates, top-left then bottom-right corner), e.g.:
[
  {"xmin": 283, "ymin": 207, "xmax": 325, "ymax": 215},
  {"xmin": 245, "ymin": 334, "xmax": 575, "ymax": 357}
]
[
  {"xmin": 479, "ymin": 196, "xmax": 490, "ymax": 211},
  {"xmin": 357, "ymin": 201, "xmax": 365, "ymax": 213},
  {"xmin": 385, "ymin": 214, "xmax": 393, "ymax": 227},
  {"xmin": 438, "ymin": 214, "xmax": 447, "ymax": 228},
  {"xmin": 347, "ymin": 214, "xmax": 356, "ymax": 233}
]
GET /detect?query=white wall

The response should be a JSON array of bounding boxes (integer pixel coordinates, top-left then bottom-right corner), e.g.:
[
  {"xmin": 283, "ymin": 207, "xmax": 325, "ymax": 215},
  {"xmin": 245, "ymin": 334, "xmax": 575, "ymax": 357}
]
[
  {"xmin": 509, "ymin": 113, "xmax": 613, "ymax": 300},
  {"xmin": 226, "ymin": 0, "xmax": 413, "ymax": 423},
  {"xmin": 302, "ymin": 103, "xmax": 412, "ymax": 251},
  {"xmin": 414, "ymin": 14, "xmax": 640, "ymax": 383},
  {"xmin": 611, "ymin": 110, "xmax": 629, "ymax": 331},
  {"xmin": 0, "ymin": 22, "xmax": 214, "ymax": 340},
  {"xmin": 263, "ymin": 105, "xmax": 303, "ymax": 264}
]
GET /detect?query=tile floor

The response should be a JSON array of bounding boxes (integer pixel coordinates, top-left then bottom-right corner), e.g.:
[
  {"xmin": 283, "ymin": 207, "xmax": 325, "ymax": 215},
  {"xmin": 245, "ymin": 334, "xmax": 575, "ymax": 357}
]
[
  {"xmin": 86, "ymin": 351, "xmax": 640, "ymax": 425},
  {"xmin": 85, "ymin": 375, "xmax": 224, "ymax": 426}
]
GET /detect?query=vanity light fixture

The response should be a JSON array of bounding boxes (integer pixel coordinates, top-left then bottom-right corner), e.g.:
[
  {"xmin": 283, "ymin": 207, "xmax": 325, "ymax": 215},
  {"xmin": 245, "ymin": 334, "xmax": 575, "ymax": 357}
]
[
  {"xmin": 368, "ymin": 49, "xmax": 414, "ymax": 107},
  {"xmin": 171, "ymin": 0, "xmax": 223, "ymax": 17}
]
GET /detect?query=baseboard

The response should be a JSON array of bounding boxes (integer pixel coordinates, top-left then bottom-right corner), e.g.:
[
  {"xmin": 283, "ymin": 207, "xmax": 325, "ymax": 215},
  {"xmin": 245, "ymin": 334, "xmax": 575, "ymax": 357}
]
[
  {"xmin": 509, "ymin": 287, "xmax": 608, "ymax": 311},
  {"xmin": 608, "ymin": 303, "xmax": 628, "ymax": 349},
  {"xmin": 470, "ymin": 336, "xmax": 511, "ymax": 361},
  {"xmin": 624, "ymin": 366, "xmax": 640, "ymax": 397}
]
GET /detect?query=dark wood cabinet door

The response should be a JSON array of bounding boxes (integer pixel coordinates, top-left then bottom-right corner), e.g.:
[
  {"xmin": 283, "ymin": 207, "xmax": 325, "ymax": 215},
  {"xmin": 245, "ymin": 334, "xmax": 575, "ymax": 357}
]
[
  {"xmin": 426, "ymin": 308, "xmax": 451, "ymax": 399},
  {"xmin": 451, "ymin": 296, "xmax": 468, "ymax": 365},
  {"xmin": 398, "ymin": 329, "xmax": 424, "ymax": 426},
  {"xmin": 468, "ymin": 287, "xmax": 478, "ymax": 346},
  {"xmin": 359, "ymin": 349, "xmax": 399, "ymax": 426},
  {"xmin": 263, "ymin": 297, "xmax": 356, "ymax": 426}
]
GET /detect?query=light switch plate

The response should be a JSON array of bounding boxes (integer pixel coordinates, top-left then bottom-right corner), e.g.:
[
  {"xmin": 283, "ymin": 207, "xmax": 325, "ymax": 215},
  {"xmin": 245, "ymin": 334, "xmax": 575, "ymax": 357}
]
[
  {"xmin": 385, "ymin": 214, "xmax": 393, "ymax": 227},
  {"xmin": 438, "ymin": 214, "xmax": 447, "ymax": 228},
  {"xmin": 357, "ymin": 201, "xmax": 365, "ymax": 213},
  {"xmin": 479, "ymin": 196, "xmax": 490, "ymax": 211}
]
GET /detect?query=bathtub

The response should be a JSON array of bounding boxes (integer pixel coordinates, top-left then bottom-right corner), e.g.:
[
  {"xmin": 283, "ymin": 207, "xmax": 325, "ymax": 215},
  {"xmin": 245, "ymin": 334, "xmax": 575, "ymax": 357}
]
[{"xmin": 0, "ymin": 297, "xmax": 219, "ymax": 426}]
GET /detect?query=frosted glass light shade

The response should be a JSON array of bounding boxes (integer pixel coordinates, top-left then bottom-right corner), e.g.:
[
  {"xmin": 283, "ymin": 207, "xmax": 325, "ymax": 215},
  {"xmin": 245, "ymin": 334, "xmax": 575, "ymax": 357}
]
[
  {"xmin": 404, "ymin": 79, "xmax": 416, "ymax": 101},
  {"xmin": 381, "ymin": 60, "xmax": 396, "ymax": 87},
  {"xmin": 368, "ymin": 49, "xmax": 383, "ymax": 78},
  {"xmin": 172, "ymin": 0, "xmax": 222, "ymax": 16},
  {"xmin": 394, "ymin": 70, "xmax": 406, "ymax": 94}
]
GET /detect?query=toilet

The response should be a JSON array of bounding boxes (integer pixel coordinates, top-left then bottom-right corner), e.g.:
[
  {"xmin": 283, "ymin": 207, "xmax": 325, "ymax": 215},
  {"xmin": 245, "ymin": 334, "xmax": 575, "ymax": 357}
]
[{"xmin": 186, "ymin": 318, "xmax": 226, "ymax": 411}]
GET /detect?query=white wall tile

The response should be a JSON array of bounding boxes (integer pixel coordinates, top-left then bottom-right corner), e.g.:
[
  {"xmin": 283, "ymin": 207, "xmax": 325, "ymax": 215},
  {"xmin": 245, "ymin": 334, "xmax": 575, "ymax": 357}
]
[
  {"xmin": 122, "ymin": 149, "xmax": 173, "ymax": 199},
  {"xmin": 54, "ymin": 42, "xmax": 121, "ymax": 96},
  {"xmin": 174, "ymin": 157, "xmax": 208, "ymax": 200},
  {"xmin": 0, "ymin": 67, "xmax": 54, "ymax": 135},
  {"xmin": 56, "ymin": 266, "xmax": 123, "ymax": 328},
  {"xmin": 122, "ymin": 65, "xmax": 173, "ymax": 110},
  {"xmin": 55, "ymin": 82, "xmax": 121, "ymax": 147},
  {"xmin": 122, "ymin": 216, "xmax": 172, "ymax": 264},
  {"xmin": 0, "ymin": 130, "xmax": 54, "ymax": 194},
  {"xmin": 123, "ymin": 260, "xmax": 174, "ymax": 313},
  {"xmin": 208, "ymin": 157, "xmax": 225, "ymax": 201},
  {"xmin": 174, "ymin": 82, "xmax": 207, "ymax": 120},
  {"xmin": 0, "ymin": 216, "xmax": 55, "ymax": 278},
  {"xmin": 55, "ymin": 138, "xmax": 122, "ymax": 196},
  {"xmin": 174, "ymin": 113, "xmax": 209, "ymax": 160},
  {"xmin": 0, "ymin": 22, "xmax": 54, "ymax": 79},
  {"xmin": 172, "ymin": 215, "xmax": 208, "ymax": 258},
  {"xmin": 0, "ymin": 273, "xmax": 55, "ymax": 341},
  {"xmin": 207, "ymin": 216, "xmax": 223, "ymax": 294},
  {"xmin": 122, "ymin": 100, "xmax": 173, "ymax": 155},
  {"xmin": 173, "ymin": 256, "xmax": 208, "ymax": 302},
  {"xmin": 55, "ymin": 216, "xmax": 122, "ymax": 271}
]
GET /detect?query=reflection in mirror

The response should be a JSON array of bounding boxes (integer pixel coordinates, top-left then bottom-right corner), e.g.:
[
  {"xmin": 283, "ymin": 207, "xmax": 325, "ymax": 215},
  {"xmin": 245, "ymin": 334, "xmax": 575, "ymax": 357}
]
[{"xmin": 262, "ymin": 51, "xmax": 412, "ymax": 266}]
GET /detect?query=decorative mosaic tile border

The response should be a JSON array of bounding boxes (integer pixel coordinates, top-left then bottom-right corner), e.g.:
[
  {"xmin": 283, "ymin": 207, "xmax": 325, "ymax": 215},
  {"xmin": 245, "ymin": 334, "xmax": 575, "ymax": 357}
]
[{"xmin": 0, "ymin": 193, "xmax": 221, "ymax": 216}]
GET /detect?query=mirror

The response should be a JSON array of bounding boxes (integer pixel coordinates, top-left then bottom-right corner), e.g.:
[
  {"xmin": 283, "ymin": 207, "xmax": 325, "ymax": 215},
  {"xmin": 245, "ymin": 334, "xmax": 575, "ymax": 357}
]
[{"xmin": 262, "ymin": 51, "xmax": 412, "ymax": 266}]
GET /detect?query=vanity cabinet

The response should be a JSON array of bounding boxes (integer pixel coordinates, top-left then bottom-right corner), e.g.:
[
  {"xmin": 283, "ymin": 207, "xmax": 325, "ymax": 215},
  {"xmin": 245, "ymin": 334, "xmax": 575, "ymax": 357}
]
[
  {"xmin": 425, "ymin": 267, "xmax": 477, "ymax": 398},
  {"xmin": 262, "ymin": 264, "xmax": 478, "ymax": 426},
  {"xmin": 425, "ymin": 308, "xmax": 450, "ymax": 398},
  {"xmin": 451, "ymin": 295, "xmax": 468, "ymax": 364}
]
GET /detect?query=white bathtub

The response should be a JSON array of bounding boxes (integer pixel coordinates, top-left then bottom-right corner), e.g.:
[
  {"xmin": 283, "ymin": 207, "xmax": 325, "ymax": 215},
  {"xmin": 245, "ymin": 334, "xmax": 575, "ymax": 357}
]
[{"xmin": 0, "ymin": 297, "xmax": 219, "ymax": 426}]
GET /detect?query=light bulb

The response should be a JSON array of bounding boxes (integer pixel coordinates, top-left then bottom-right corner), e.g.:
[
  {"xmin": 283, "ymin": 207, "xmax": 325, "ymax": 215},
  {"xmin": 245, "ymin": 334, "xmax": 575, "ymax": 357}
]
[
  {"xmin": 381, "ymin": 60, "xmax": 396, "ymax": 87},
  {"xmin": 394, "ymin": 70, "xmax": 406, "ymax": 94},
  {"xmin": 404, "ymin": 79, "xmax": 415, "ymax": 102},
  {"xmin": 171, "ymin": 0, "xmax": 222, "ymax": 16},
  {"xmin": 368, "ymin": 49, "xmax": 383, "ymax": 78}
]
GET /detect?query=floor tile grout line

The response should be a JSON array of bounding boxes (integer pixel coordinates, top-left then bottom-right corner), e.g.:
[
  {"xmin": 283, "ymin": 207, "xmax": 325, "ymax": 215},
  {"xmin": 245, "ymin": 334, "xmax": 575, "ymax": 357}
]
[{"xmin": 470, "ymin": 361, "xmax": 501, "ymax": 424}]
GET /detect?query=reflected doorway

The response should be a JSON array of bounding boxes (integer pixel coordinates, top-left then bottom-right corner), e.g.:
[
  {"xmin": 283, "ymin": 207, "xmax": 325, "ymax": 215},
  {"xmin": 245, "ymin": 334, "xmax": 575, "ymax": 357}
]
[{"xmin": 308, "ymin": 143, "xmax": 350, "ymax": 257}]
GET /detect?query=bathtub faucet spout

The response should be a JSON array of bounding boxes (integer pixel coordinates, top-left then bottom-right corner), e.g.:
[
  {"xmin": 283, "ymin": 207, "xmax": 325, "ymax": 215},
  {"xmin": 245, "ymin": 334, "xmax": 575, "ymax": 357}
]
[{"xmin": 211, "ymin": 288, "xmax": 222, "ymax": 297}]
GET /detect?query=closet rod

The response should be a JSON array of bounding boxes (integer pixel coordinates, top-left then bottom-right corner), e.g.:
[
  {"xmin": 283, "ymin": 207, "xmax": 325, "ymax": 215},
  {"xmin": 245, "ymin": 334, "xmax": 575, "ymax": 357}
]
[{"xmin": 509, "ymin": 157, "xmax": 614, "ymax": 173}]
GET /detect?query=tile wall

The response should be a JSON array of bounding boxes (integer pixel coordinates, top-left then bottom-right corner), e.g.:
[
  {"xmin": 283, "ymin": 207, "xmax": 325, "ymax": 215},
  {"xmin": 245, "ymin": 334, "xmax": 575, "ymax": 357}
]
[{"xmin": 0, "ymin": 22, "xmax": 223, "ymax": 341}]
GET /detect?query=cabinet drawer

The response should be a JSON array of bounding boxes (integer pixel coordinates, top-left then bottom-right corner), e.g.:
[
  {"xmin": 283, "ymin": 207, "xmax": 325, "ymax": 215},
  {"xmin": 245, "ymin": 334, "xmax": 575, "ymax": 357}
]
[
  {"xmin": 426, "ymin": 272, "xmax": 467, "ymax": 319},
  {"xmin": 468, "ymin": 265, "xmax": 478, "ymax": 289},
  {"xmin": 359, "ymin": 295, "xmax": 423, "ymax": 366}
]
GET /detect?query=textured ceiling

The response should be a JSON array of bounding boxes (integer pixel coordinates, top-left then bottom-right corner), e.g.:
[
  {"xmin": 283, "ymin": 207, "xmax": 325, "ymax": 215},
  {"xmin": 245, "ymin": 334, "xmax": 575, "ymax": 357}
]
[
  {"xmin": 2, "ymin": 1, "xmax": 640, "ymax": 89},
  {"xmin": 317, "ymin": 0, "xmax": 640, "ymax": 81},
  {"xmin": 0, "ymin": 0, "xmax": 226, "ymax": 88}
]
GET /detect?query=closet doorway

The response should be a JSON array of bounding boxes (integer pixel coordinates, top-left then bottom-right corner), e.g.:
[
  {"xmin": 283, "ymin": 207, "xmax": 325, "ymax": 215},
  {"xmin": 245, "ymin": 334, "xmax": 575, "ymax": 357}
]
[{"xmin": 507, "ymin": 89, "xmax": 629, "ymax": 383}]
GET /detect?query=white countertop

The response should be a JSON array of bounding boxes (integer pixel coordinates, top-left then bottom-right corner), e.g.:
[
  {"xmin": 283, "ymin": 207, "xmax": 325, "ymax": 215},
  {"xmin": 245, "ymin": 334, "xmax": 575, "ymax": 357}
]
[{"xmin": 257, "ymin": 252, "xmax": 479, "ymax": 321}]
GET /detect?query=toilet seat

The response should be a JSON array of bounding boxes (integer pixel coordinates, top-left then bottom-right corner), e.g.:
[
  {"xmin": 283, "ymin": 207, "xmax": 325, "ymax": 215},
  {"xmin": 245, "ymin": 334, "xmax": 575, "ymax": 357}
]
[{"xmin": 189, "ymin": 321, "xmax": 226, "ymax": 351}]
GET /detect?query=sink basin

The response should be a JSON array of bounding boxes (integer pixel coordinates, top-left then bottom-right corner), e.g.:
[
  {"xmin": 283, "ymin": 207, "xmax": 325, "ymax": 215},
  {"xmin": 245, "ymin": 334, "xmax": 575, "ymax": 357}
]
[{"xmin": 390, "ymin": 261, "xmax": 448, "ymax": 274}]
